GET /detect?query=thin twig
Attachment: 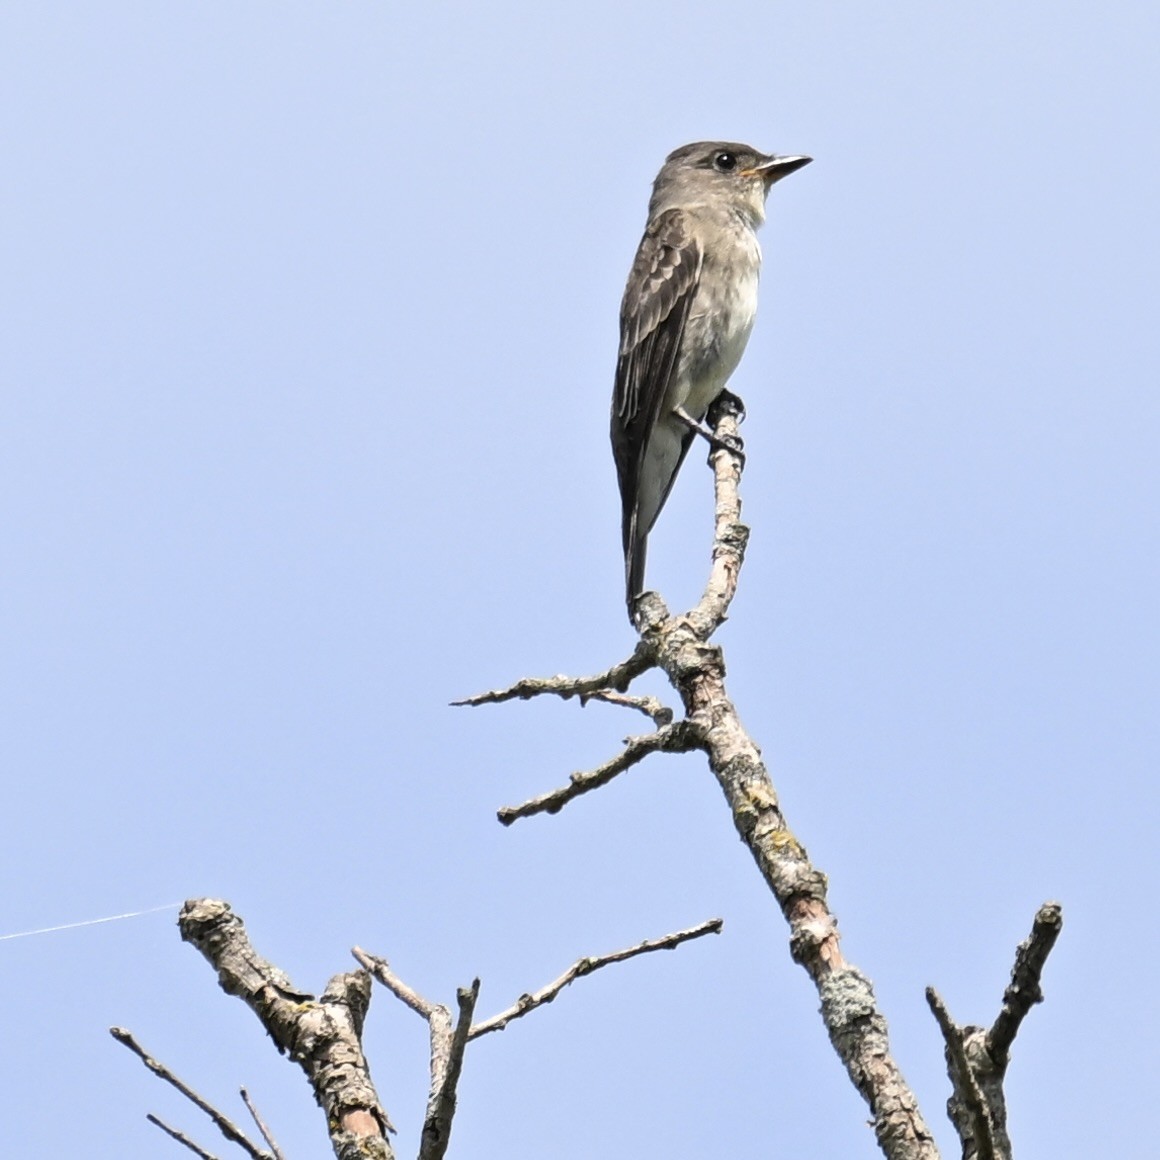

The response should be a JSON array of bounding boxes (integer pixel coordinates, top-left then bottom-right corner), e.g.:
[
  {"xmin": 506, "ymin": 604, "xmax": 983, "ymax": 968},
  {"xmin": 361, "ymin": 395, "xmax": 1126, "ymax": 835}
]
[
  {"xmin": 497, "ymin": 719, "xmax": 701, "ymax": 825},
  {"xmin": 925, "ymin": 988, "xmax": 997, "ymax": 1160},
  {"xmin": 579, "ymin": 688, "xmax": 674, "ymax": 726},
  {"xmin": 351, "ymin": 947, "xmax": 438, "ymax": 1020},
  {"xmin": 988, "ymin": 901, "xmax": 1063, "ymax": 1066},
  {"xmin": 469, "ymin": 918, "xmax": 723, "ymax": 1039},
  {"xmin": 110, "ymin": 1028, "xmax": 270, "ymax": 1160},
  {"xmin": 146, "ymin": 1114, "xmax": 222, "ymax": 1160},
  {"xmin": 453, "ymin": 641, "xmax": 655, "ymax": 708},
  {"xmin": 239, "ymin": 1089, "xmax": 285, "ymax": 1160}
]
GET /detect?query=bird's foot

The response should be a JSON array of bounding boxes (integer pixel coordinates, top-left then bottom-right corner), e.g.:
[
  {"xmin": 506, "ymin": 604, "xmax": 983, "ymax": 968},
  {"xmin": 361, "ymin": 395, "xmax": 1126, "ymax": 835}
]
[
  {"xmin": 707, "ymin": 389, "xmax": 746, "ymax": 426},
  {"xmin": 672, "ymin": 405, "xmax": 746, "ymax": 468},
  {"xmin": 703, "ymin": 390, "xmax": 746, "ymax": 466},
  {"xmin": 704, "ymin": 431, "xmax": 745, "ymax": 468}
]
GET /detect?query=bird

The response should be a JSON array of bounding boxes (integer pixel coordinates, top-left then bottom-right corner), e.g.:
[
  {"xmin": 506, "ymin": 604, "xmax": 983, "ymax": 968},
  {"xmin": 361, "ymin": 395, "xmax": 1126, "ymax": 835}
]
[{"xmin": 610, "ymin": 141, "xmax": 810, "ymax": 615}]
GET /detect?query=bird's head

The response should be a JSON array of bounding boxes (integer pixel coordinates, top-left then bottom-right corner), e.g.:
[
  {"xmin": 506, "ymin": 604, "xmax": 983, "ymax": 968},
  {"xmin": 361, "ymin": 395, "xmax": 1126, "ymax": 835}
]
[{"xmin": 649, "ymin": 141, "xmax": 811, "ymax": 226}]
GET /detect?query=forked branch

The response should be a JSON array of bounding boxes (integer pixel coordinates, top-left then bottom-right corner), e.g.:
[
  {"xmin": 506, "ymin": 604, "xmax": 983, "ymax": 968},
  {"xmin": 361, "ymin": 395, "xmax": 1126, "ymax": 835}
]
[
  {"xmin": 926, "ymin": 902, "xmax": 1063, "ymax": 1160},
  {"xmin": 177, "ymin": 898, "xmax": 393, "ymax": 1160},
  {"xmin": 110, "ymin": 1027, "xmax": 272, "ymax": 1160},
  {"xmin": 353, "ymin": 916, "xmax": 720, "ymax": 1157}
]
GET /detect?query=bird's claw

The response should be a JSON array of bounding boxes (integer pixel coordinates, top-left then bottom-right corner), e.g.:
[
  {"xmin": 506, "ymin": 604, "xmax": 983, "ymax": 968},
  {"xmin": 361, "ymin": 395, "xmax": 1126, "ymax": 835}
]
[
  {"xmin": 707, "ymin": 389, "xmax": 747, "ymax": 426},
  {"xmin": 672, "ymin": 402, "xmax": 747, "ymax": 468},
  {"xmin": 705, "ymin": 431, "xmax": 746, "ymax": 468}
]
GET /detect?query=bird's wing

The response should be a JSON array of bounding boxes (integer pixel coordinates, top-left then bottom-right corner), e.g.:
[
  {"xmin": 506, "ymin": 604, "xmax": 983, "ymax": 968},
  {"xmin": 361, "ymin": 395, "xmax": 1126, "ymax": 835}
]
[{"xmin": 611, "ymin": 208, "xmax": 703, "ymax": 567}]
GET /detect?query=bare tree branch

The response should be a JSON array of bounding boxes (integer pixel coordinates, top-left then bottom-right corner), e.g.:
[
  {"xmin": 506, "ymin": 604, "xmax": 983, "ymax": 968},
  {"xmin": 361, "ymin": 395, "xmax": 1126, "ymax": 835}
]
[
  {"xmin": 153, "ymin": 386, "xmax": 1063, "ymax": 1160},
  {"xmin": 688, "ymin": 390, "xmax": 750, "ymax": 632},
  {"xmin": 988, "ymin": 901, "xmax": 1062, "ymax": 1064},
  {"xmin": 469, "ymin": 918, "xmax": 723, "ymax": 1039},
  {"xmin": 577, "ymin": 688, "xmax": 675, "ymax": 726},
  {"xmin": 452, "ymin": 640, "xmax": 655, "ymax": 707},
  {"xmin": 110, "ymin": 1027, "xmax": 270, "ymax": 1160},
  {"xmin": 240, "ymin": 1089, "xmax": 286, "ymax": 1160},
  {"xmin": 418, "ymin": 981, "xmax": 479, "ymax": 1160},
  {"xmin": 458, "ymin": 400, "xmax": 942, "ymax": 1160},
  {"xmin": 349, "ymin": 948, "xmax": 475, "ymax": 1160},
  {"xmin": 178, "ymin": 898, "xmax": 394, "ymax": 1160},
  {"xmin": 146, "ymin": 1113, "xmax": 222, "ymax": 1160},
  {"xmin": 926, "ymin": 903, "xmax": 1063, "ymax": 1160},
  {"xmin": 497, "ymin": 718, "xmax": 702, "ymax": 825},
  {"xmin": 350, "ymin": 948, "xmax": 439, "ymax": 1021},
  {"xmin": 354, "ymin": 917, "xmax": 717, "ymax": 1153},
  {"xmin": 926, "ymin": 989, "xmax": 997, "ymax": 1160}
]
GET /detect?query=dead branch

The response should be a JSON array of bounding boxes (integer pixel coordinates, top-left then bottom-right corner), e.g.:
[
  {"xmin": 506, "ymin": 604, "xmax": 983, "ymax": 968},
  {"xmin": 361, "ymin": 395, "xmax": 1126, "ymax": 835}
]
[
  {"xmin": 110, "ymin": 1027, "xmax": 270, "ymax": 1160},
  {"xmin": 457, "ymin": 396, "xmax": 943, "ymax": 1160},
  {"xmin": 497, "ymin": 718, "xmax": 702, "ymax": 825},
  {"xmin": 988, "ymin": 901, "xmax": 1063, "ymax": 1063},
  {"xmin": 926, "ymin": 902, "xmax": 1063, "ymax": 1160},
  {"xmin": 576, "ymin": 688, "xmax": 675, "ymax": 726},
  {"xmin": 925, "ymin": 991, "xmax": 998, "ymax": 1160},
  {"xmin": 686, "ymin": 390, "xmax": 751, "ymax": 631},
  {"xmin": 352, "ymin": 916, "xmax": 718, "ymax": 1153},
  {"xmin": 452, "ymin": 640, "xmax": 654, "ymax": 707},
  {"xmin": 240, "ymin": 1089, "xmax": 286, "ymax": 1160},
  {"xmin": 146, "ymin": 1113, "xmax": 222, "ymax": 1160},
  {"xmin": 349, "ymin": 949, "xmax": 478, "ymax": 1160},
  {"xmin": 468, "ymin": 917, "xmax": 723, "ymax": 1039},
  {"xmin": 178, "ymin": 898, "xmax": 393, "ymax": 1160},
  {"xmin": 350, "ymin": 949, "xmax": 440, "ymax": 1020},
  {"xmin": 418, "ymin": 982, "xmax": 478, "ymax": 1160}
]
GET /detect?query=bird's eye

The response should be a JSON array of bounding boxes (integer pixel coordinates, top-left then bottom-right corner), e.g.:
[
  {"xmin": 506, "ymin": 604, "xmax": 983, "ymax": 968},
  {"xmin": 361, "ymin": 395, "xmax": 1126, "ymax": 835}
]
[{"xmin": 713, "ymin": 151, "xmax": 738, "ymax": 172}]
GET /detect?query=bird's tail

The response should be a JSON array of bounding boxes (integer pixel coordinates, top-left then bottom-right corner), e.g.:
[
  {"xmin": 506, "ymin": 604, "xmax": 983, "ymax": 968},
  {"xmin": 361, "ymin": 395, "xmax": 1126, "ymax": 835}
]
[{"xmin": 624, "ymin": 518, "xmax": 647, "ymax": 620}]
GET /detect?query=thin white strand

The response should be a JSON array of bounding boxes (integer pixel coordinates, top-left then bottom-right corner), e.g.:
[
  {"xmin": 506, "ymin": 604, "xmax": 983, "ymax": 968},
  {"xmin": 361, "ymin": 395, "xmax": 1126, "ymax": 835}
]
[{"xmin": 0, "ymin": 902, "xmax": 180, "ymax": 942}]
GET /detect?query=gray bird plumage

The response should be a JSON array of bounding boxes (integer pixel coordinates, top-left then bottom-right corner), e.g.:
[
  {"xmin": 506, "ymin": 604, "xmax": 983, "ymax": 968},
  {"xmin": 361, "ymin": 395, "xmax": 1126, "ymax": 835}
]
[{"xmin": 611, "ymin": 141, "xmax": 810, "ymax": 614}]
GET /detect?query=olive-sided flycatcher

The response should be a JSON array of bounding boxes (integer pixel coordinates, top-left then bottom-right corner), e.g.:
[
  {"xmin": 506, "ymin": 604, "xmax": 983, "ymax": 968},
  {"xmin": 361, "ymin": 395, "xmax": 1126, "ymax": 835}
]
[{"xmin": 610, "ymin": 141, "xmax": 811, "ymax": 612}]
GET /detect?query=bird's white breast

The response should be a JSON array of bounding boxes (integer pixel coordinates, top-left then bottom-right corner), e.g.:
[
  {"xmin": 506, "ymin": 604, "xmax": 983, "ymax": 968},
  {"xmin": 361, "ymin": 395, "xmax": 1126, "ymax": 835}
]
[{"xmin": 673, "ymin": 224, "xmax": 762, "ymax": 419}]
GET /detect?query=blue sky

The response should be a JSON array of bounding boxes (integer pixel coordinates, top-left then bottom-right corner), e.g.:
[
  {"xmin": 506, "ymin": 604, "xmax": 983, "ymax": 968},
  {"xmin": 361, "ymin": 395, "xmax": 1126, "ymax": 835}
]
[{"xmin": 1, "ymin": 3, "xmax": 1157, "ymax": 1156}]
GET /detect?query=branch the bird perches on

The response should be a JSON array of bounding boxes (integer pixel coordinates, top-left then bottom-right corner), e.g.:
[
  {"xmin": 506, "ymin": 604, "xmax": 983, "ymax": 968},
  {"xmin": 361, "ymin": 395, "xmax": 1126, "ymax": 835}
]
[{"xmin": 458, "ymin": 395, "xmax": 1061, "ymax": 1160}]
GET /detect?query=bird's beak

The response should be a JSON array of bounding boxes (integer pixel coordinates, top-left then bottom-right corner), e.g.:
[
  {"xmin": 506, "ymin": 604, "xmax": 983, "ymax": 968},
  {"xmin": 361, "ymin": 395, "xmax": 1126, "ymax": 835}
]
[{"xmin": 744, "ymin": 154, "xmax": 813, "ymax": 186}]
